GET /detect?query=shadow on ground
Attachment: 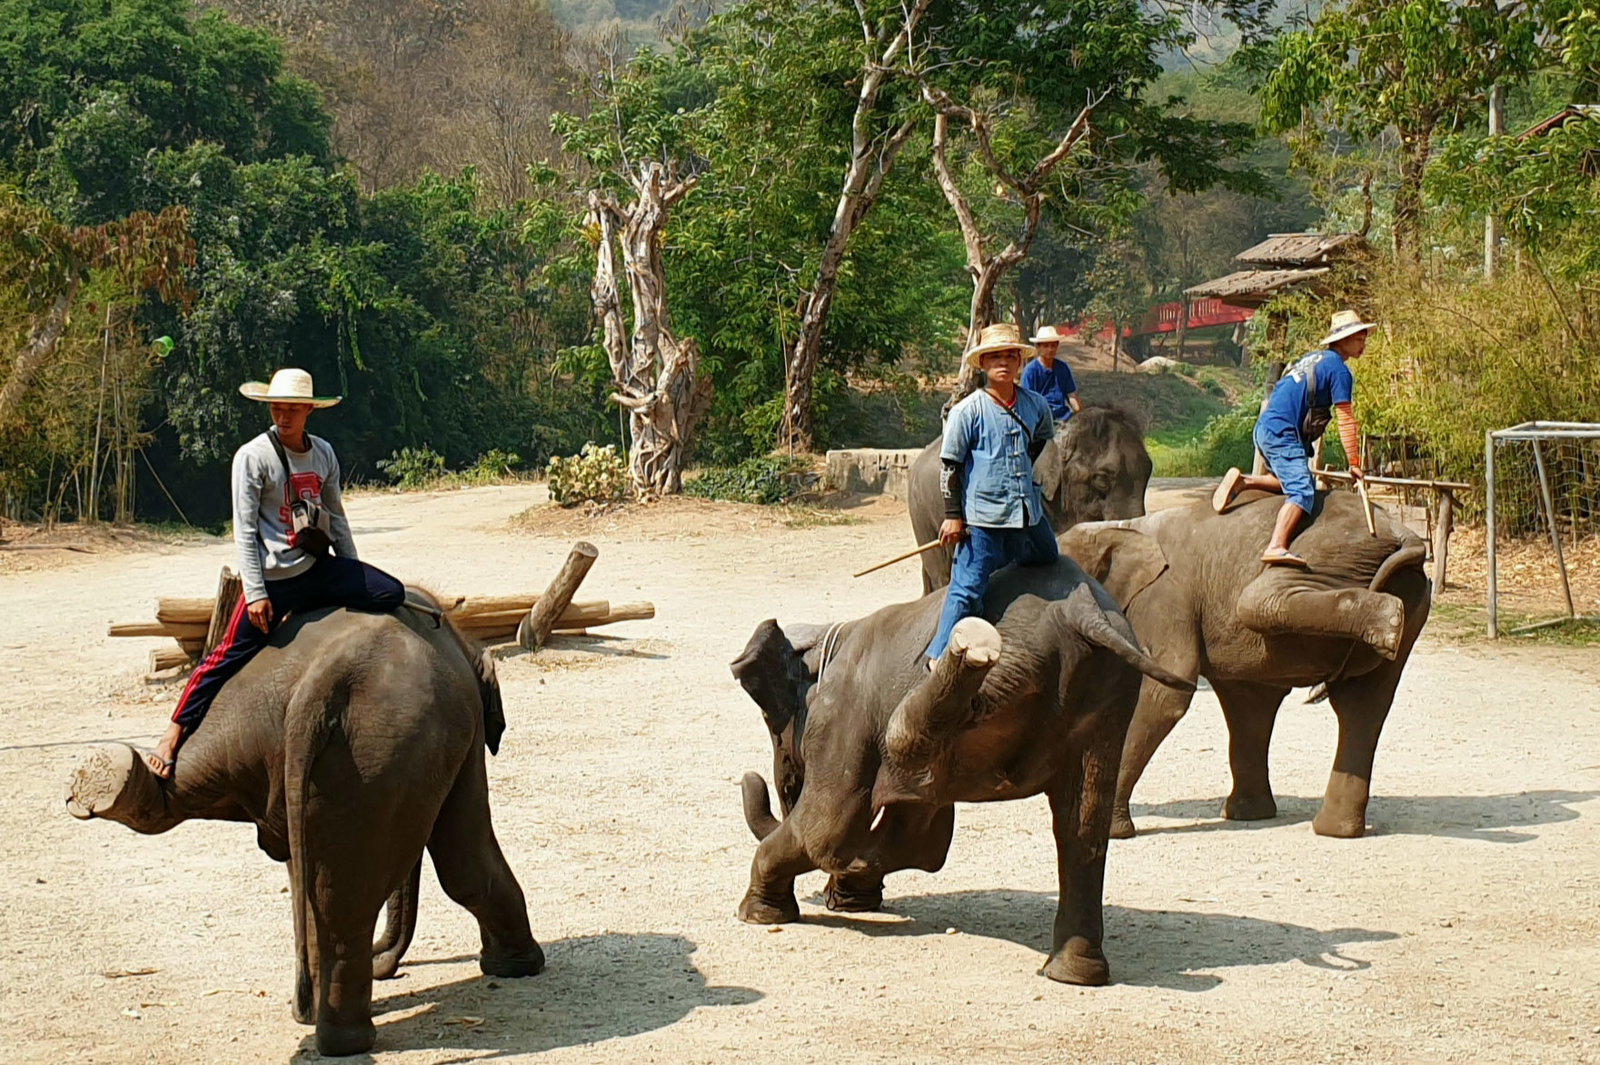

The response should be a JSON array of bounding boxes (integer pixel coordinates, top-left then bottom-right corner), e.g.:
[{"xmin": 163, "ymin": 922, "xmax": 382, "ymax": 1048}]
[
  {"xmin": 798, "ymin": 891, "xmax": 1393, "ymax": 993},
  {"xmin": 1127, "ymin": 789, "xmax": 1596, "ymax": 843},
  {"xmin": 295, "ymin": 932, "xmax": 758, "ymax": 1062}
]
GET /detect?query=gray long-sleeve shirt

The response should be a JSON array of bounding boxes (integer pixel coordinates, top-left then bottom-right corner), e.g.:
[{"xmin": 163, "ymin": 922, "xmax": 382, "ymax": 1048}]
[{"xmin": 232, "ymin": 431, "xmax": 357, "ymax": 603}]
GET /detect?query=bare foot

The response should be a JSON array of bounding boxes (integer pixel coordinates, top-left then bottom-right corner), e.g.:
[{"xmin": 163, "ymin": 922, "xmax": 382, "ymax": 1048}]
[{"xmin": 145, "ymin": 722, "xmax": 184, "ymax": 779}]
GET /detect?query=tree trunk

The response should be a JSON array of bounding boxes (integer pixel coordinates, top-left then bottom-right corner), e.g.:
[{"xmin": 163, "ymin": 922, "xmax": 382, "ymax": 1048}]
[
  {"xmin": 0, "ymin": 272, "xmax": 81, "ymax": 424},
  {"xmin": 591, "ymin": 167, "xmax": 712, "ymax": 500},
  {"xmin": 1392, "ymin": 127, "xmax": 1432, "ymax": 265},
  {"xmin": 778, "ymin": 0, "xmax": 932, "ymax": 453}
]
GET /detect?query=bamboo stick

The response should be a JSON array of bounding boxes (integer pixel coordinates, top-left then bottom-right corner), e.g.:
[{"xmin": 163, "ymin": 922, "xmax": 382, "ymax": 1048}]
[
  {"xmin": 1316, "ymin": 469, "xmax": 1472, "ymax": 492},
  {"xmin": 519, "ymin": 543, "xmax": 599, "ymax": 651}
]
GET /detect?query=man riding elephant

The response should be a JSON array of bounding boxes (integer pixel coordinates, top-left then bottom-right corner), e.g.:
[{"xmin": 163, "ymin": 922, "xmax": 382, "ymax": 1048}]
[
  {"xmin": 732, "ymin": 553, "xmax": 1194, "ymax": 985},
  {"xmin": 1060, "ymin": 488, "xmax": 1431, "ymax": 841},
  {"xmin": 67, "ymin": 600, "xmax": 543, "ymax": 1056},
  {"xmin": 147, "ymin": 368, "xmax": 405, "ymax": 778}
]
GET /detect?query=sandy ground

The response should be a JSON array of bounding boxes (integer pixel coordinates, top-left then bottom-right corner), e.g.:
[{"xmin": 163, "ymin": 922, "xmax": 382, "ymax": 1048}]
[{"xmin": 3, "ymin": 481, "xmax": 1599, "ymax": 1065}]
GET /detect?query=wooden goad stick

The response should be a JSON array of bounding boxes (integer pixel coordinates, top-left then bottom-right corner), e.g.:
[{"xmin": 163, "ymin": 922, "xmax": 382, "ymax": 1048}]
[{"xmin": 854, "ymin": 539, "xmax": 943, "ymax": 579}]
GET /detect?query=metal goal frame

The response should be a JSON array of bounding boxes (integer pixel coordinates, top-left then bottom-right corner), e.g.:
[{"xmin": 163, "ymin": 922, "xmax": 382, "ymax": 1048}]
[{"xmin": 1485, "ymin": 421, "xmax": 1600, "ymax": 637}]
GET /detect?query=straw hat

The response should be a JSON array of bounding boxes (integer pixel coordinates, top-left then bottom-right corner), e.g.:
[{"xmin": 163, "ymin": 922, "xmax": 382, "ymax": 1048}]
[
  {"xmin": 1030, "ymin": 324, "xmax": 1067, "ymax": 345},
  {"xmin": 1320, "ymin": 310, "xmax": 1376, "ymax": 347},
  {"xmin": 963, "ymin": 323, "xmax": 1034, "ymax": 369},
  {"xmin": 238, "ymin": 368, "xmax": 341, "ymax": 408}
]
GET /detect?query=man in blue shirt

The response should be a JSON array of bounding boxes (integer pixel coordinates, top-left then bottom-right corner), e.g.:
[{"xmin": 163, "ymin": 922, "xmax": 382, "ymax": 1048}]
[
  {"xmin": 1019, "ymin": 324, "xmax": 1082, "ymax": 422},
  {"xmin": 1212, "ymin": 310, "xmax": 1373, "ymax": 566},
  {"xmin": 928, "ymin": 322, "xmax": 1058, "ymax": 664}
]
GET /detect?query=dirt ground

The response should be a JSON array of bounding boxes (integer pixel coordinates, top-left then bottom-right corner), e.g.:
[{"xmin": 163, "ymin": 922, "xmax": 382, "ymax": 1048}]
[{"xmin": 3, "ymin": 481, "xmax": 1598, "ymax": 1064}]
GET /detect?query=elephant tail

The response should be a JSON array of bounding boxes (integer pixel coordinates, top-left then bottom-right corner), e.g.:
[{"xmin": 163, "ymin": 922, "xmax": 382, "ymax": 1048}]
[
  {"xmin": 1057, "ymin": 584, "xmax": 1196, "ymax": 693},
  {"xmin": 741, "ymin": 772, "xmax": 782, "ymax": 841},
  {"xmin": 1371, "ymin": 541, "xmax": 1428, "ymax": 594},
  {"xmin": 283, "ymin": 673, "xmax": 343, "ymax": 978}
]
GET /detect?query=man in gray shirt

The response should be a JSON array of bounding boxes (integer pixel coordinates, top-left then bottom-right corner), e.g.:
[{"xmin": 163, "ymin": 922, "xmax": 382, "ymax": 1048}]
[{"xmin": 145, "ymin": 369, "xmax": 404, "ymax": 778}]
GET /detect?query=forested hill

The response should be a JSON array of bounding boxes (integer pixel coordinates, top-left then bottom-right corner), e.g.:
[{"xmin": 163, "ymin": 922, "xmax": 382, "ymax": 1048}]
[{"xmin": 549, "ymin": 0, "xmax": 725, "ymax": 39}]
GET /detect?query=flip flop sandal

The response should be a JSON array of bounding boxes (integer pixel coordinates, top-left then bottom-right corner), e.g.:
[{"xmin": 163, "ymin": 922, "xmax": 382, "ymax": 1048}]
[
  {"xmin": 1212, "ymin": 468, "xmax": 1244, "ymax": 513},
  {"xmin": 144, "ymin": 751, "xmax": 175, "ymax": 778},
  {"xmin": 1260, "ymin": 549, "xmax": 1309, "ymax": 568}
]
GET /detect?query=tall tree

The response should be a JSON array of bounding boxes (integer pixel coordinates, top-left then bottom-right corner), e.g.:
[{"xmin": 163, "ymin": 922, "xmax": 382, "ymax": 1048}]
[{"xmin": 1261, "ymin": 0, "xmax": 1541, "ymax": 264}]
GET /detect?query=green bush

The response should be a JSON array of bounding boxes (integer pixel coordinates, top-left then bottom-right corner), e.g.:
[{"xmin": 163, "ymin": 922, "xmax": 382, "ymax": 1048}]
[
  {"xmin": 546, "ymin": 443, "xmax": 630, "ymax": 506},
  {"xmin": 685, "ymin": 455, "xmax": 815, "ymax": 504},
  {"xmin": 459, "ymin": 449, "xmax": 523, "ymax": 486},
  {"xmin": 376, "ymin": 446, "xmax": 448, "ymax": 490},
  {"xmin": 1149, "ymin": 394, "xmax": 1260, "ymax": 477}
]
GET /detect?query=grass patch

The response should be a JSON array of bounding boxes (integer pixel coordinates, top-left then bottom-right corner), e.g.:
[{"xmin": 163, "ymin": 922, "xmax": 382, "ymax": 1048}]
[{"xmin": 1428, "ymin": 601, "xmax": 1600, "ymax": 647}]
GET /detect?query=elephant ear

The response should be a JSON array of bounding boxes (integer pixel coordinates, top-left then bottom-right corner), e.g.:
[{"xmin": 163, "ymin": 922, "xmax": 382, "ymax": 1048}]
[
  {"xmin": 477, "ymin": 649, "xmax": 506, "ymax": 756},
  {"xmin": 730, "ymin": 620, "xmax": 809, "ymax": 737},
  {"xmin": 1034, "ymin": 436, "xmax": 1065, "ymax": 508},
  {"xmin": 1059, "ymin": 524, "xmax": 1168, "ymax": 609}
]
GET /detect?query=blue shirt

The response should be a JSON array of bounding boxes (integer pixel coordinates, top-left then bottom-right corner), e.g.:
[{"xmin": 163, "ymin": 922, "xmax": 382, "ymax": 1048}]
[
  {"xmin": 941, "ymin": 387, "xmax": 1055, "ymax": 528},
  {"xmin": 1257, "ymin": 348, "xmax": 1353, "ymax": 447},
  {"xmin": 1019, "ymin": 357, "xmax": 1079, "ymax": 421}
]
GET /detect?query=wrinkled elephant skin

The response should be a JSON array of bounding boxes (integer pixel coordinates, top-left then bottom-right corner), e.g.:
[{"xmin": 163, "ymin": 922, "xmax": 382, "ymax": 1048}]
[
  {"xmin": 65, "ymin": 602, "xmax": 543, "ymax": 1056},
  {"xmin": 1059, "ymin": 490, "xmax": 1432, "ymax": 841}
]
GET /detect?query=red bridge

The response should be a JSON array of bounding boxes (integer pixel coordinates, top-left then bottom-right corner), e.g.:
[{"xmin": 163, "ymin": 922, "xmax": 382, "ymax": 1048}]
[{"xmin": 1058, "ymin": 298, "xmax": 1253, "ymax": 340}]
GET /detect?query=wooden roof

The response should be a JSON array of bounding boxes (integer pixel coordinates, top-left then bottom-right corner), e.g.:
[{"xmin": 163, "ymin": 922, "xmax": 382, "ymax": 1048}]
[
  {"xmin": 1183, "ymin": 267, "xmax": 1330, "ymax": 308},
  {"xmin": 1233, "ymin": 232, "xmax": 1366, "ymax": 268},
  {"xmin": 1517, "ymin": 104, "xmax": 1600, "ymax": 141}
]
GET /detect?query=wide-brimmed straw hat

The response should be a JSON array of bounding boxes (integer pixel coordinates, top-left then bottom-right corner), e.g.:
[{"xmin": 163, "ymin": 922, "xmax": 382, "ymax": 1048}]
[
  {"xmin": 1030, "ymin": 324, "xmax": 1067, "ymax": 345},
  {"xmin": 238, "ymin": 368, "xmax": 342, "ymax": 408},
  {"xmin": 1320, "ymin": 309, "xmax": 1376, "ymax": 347},
  {"xmin": 963, "ymin": 323, "xmax": 1034, "ymax": 369}
]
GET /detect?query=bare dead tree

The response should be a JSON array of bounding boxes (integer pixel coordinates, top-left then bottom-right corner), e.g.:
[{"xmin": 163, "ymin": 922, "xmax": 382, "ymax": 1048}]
[
  {"xmin": 924, "ymin": 85, "xmax": 1105, "ymax": 400},
  {"xmin": 778, "ymin": 0, "xmax": 934, "ymax": 453},
  {"xmin": 588, "ymin": 165, "xmax": 713, "ymax": 500}
]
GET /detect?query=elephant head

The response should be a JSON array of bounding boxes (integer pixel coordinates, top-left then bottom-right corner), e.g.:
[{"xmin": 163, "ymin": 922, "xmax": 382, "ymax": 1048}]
[
  {"xmin": 730, "ymin": 620, "xmax": 814, "ymax": 839},
  {"xmin": 1057, "ymin": 521, "xmax": 1171, "ymax": 610},
  {"xmin": 1036, "ymin": 406, "xmax": 1153, "ymax": 530}
]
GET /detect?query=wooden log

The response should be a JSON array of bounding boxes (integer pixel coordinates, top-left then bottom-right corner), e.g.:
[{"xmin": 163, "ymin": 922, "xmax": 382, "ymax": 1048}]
[
  {"xmin": 204, "ymin": 566, "xmax": 243, "ymax": 658},
  {"xmin": 155, "ymin": 598, "xmax": 217, "ymax": 624},
  {"xmin": 1315, "ymin": 469, "xmax": 1473, "ymax": 492},
  {"xmin": 577, "ymin": 601, "xmax": 655, "ymax": 626},
  {"xmin": 109, "ymin": 621, "xmax": 209, "ymax": 639},
  {"xmin": 455, "ymin": 601, "xmax": 611, "ymax": 631},
  {"xmin": 1433, "ymin": 489, "xmax": 1455, "ymax": 589},
  {"xmin": 178, "ymin": 637, "xmax": 204, "ymax": 657},
  {"xmin": 149, "ymin": 646, "xmax": 196, "ymax": 673},
  {"xmin": 519, "ymin": 542, "xmax": 599, "ymax": 651}
]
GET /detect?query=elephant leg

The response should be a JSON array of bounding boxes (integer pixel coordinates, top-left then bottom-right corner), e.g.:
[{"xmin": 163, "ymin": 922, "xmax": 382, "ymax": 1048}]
[
  {"xmin": 372, "ymin": 860, "xmax": 420, "ymax": 980},
  {"xmin": 1237, "ymin": 578, "xmax": 1408, "ymax": 660},
  {"xmin": 427, "ymin": 755, "xmax": 544, "ymax": 978},
  {"xmin": 1213, "ymin": 680, "xmax": 1290, "ymax": 822},
  {"xmin": 1041, "ymin": 732, "xmax": 1119, "ymax": 987},
  {"xmin": 738, "ymin": 813, "xmax": 819, "ymax": 924},
  {"xmin": 293, "ymin": 844, "xmax": 385, "ymax": 1056},
  {"xmin": 1315, "ymin": 568, "xmax": 1431, "ymax": 838},
  {"xmin": 824, "ymin": 804, "xmax": 956, "ymax": 912},
  {"xmin": 1112, "ymin": 664, "xmax": 1199, "ymax": 840}
]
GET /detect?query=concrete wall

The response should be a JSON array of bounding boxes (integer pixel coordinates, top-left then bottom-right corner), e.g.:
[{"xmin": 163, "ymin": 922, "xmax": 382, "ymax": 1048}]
[{"xmin": 823, "ymin": 448, "xmax": 924, "ymax": 499}]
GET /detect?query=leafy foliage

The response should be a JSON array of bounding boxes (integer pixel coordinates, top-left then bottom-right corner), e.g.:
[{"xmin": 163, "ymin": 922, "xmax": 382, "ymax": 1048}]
[
  {"xmin": 546, "ymin": 442, "xmax": 631, "ymax": 505},
  {"xmin": 375, "ymin": 446, "xmax": 447, "ymax": 490},
  {"xmin": 684, "ymin": 453, "xmax": 812, "ymax": 504}
]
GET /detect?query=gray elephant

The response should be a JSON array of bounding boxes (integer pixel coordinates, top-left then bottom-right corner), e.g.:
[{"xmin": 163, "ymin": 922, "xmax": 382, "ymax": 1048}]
[
  {"xmin": 1059, "ymin": 489, "xmax": 1432, "ymax": 841},
  {"xmin": 65, "ymin": 598, "xmax": 543, "ymax": 1056},
  {"xmin": 731, "ymin": 558, "xmax": 1193, "ymax": 985},
  {"xmin": 907, "ymin": 406, "xmax": 1152, "ymax": 593}
]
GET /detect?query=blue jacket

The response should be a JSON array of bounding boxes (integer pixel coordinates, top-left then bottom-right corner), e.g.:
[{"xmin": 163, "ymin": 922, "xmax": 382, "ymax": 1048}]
[{"xmin": 940, "ymin": 387, "xmax": 1054, "ymax": 528}]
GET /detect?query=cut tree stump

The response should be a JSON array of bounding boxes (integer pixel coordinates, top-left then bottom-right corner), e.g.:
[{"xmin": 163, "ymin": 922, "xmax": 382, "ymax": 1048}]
[
  {"xmin": 519, "ymin": 542, "xmax": 599, "ymax": 651},
  {"xmin": 203, "ymin": 567, "xmax": 243, "ymax": 658}
]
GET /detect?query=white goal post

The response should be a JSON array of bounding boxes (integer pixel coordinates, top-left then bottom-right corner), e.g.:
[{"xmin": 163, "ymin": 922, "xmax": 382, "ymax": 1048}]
[{"xmin": 1485, "ymin": 421, "xmax": 1600, "ymax": 637}]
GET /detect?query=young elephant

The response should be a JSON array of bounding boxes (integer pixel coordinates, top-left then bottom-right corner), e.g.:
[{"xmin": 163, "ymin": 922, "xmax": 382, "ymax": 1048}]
[
  {"xmin": 1060, "ymin": 490, "xmax": 1432, "ymax": 840},
  {"xmin": 907, "ymin": 406, "xmax": 1153, "ymax": 593},
  {"xmin": 65, "ymin": 598, "xmax": 543, "ymax": 1057},
  {"xmin": 732, "ymin": 558, "xmax": 1193, "ymax": 985}
]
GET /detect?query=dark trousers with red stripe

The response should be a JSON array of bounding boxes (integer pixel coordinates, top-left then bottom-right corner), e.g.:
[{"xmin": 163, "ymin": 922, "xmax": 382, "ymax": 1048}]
[{"xmin": 171, "ymin": 556, "xmax": 406, "ymax": 732}]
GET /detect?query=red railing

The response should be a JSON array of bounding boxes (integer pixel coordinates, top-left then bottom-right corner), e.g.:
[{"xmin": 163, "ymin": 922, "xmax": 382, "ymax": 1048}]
[{"xmin": 1056, "ymin": 298, "xmax": 1253, "ymax": 340}]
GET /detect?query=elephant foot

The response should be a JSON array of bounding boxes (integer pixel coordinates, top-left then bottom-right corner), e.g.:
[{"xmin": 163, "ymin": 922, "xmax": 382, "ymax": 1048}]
[
  {"xmin": 1108, "ymin": 807, "xmax": 1137, "ymax": 840},
  {"xmin": 315, "ymin": 1019, "xmax": 376, "ymax": 1057},
  {"xmin": 824, "ymin": 876, "xmax": 884, "ymax": 913},
  {"xmin": 1312, "ymin": 806, "xmax": 1368, "ymax": 839},
  {"xmin": 480, "ymin": 942, "xmax": 545, "ymax": 978},
  {"xmin": 1221, "ymin": 792, "xmax": 1278, "ymax": 821},
  {"xmin": 64, "ymin": 744, "xmax": 138, "ymax": 820},
  {"xmin": 738, "ymin": 889, "xmax": 800, "ymax": 925},
  {"xmin": 1040, "ymin": 939, "xmax": 1110, "ymax": 986},
  {"xmin": 1362, "ymin": 597, "xmax": 1406, "ymax": 660}
]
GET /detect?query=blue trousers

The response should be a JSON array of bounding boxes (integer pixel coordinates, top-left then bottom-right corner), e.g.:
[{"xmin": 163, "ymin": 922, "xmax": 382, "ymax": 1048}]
[
  {"xmin": 170, "ymin": 556, "xmax": 405, "ymax": 732},
  {"xmin": 1253, "ymin": 423, "xmax": 1316, "ymax": 513},
  {"xmin": 926, "ymin": 519, "xmax": 1059, "ymax": 659}
]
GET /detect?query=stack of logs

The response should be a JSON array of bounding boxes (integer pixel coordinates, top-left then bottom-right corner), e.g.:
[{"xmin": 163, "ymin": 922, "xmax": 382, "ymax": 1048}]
[{"xmin": 111, "ymin": 541, "xmax": 650, "ymax": 678}]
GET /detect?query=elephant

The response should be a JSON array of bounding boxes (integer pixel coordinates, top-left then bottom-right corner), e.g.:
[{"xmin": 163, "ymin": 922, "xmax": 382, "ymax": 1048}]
[
  {"xmin": 907, "ymin": 405, "xmax": 1152, "ymax": 593},
  {"xmin": 731, "ymin": 557, "xmax": 1194, "ymax": 985},
  {"xmin": 64, "ymin": 596, "xmax": 543, "ymax": 1056},
  {"xmin": 1058, "ymin": 489, "xmax": 1432, "ymax": 841}
]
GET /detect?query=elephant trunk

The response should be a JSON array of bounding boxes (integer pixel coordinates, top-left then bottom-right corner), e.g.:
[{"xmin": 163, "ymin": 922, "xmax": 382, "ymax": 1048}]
[
  {"xmin": 373, "ymin": 860, "xmax": 421, "ymax": 980},
  {"xmin": 65, "ymin": 744, "xmax": 183, "ymax": 834},
  {"xmin": 741, "ymin": 772, "xmax": 782, "ymax": 841},
  {"xmin": 1057, "ymin": 584, "xmax": 1196, "ymax": 693},
  {"xmin": 884, "ymin": 617, "xmax": 1003, "ymax": 772}
]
